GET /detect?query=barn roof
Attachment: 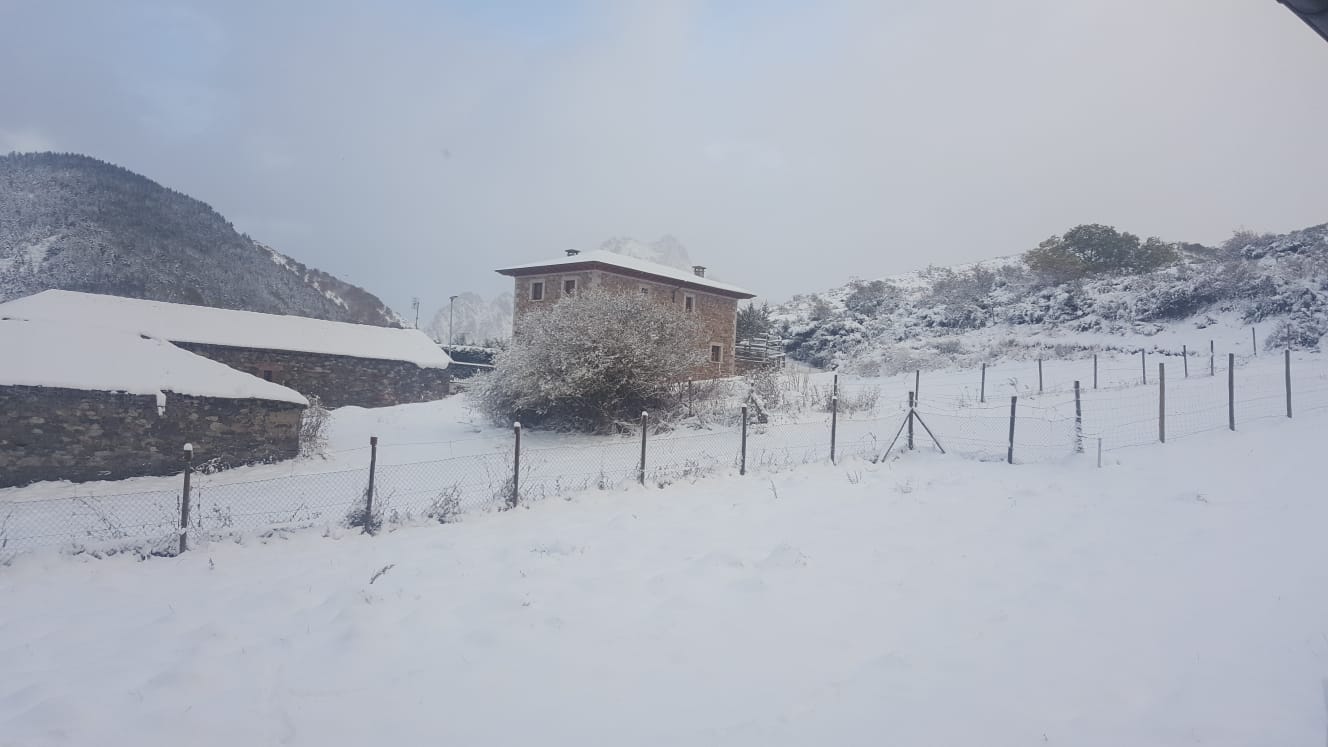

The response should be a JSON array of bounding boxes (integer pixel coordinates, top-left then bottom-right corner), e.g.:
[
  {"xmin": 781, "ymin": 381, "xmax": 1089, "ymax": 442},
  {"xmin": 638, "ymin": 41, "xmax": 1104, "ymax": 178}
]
[
  {"xmin": 0, "ymin": 290, "xmax": 451, "ymax": 369},
  {"xmin": 0, "ymin": 318, "xmax": 309, "ymax": 405},
  {"xmin": 496, "ymin": 250, "xmax": 755, "ymax": 299}
]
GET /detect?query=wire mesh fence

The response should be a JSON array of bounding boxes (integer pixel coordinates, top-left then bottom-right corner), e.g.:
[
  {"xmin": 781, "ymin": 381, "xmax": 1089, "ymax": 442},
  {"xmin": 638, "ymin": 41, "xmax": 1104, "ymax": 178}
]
[{"xmin": 3, "ymin": 347, "xmax": 1325, "ymax": 560}]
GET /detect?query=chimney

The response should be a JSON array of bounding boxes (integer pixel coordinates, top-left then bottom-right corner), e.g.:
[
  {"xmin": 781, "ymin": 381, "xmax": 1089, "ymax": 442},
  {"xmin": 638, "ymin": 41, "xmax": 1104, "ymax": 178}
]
[
  {"xmin": 692, "ymin": 265, "xmax": 706, "ymax": 277},
  {"xmin": 565, "ymin": 249, "xmax": 580, "ymax": 257}
]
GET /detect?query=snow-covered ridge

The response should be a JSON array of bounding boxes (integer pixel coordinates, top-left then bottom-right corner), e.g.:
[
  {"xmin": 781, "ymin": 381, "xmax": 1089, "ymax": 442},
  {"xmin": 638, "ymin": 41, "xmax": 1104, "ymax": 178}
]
[{"xmin": 774, "ymin": 223, "xmax": 1328, "ymax": 374}]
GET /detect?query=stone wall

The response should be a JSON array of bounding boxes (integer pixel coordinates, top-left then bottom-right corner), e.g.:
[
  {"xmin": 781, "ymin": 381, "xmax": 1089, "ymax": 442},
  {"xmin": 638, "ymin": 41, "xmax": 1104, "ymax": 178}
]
[
  {"xmin": 0, "ymin": 386, "xmax": 303, "ymax": 488},
  {"xmin": 510, "ymin": 269, "xmax": 740, "ymax": 379},
  {"xmin": 172, "ymin": 343, "xmax": 450, "ymax": 409}
]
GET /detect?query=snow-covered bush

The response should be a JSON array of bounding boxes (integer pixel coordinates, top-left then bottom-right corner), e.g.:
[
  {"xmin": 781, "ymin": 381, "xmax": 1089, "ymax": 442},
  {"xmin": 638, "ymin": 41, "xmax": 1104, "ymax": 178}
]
[
  {"xmin": 297, "ymin": 395, "xmax": 330, "ymax": 458},
  {"xmin": 473, "ymin": 288, "xmax": 706, "ymax": 432}
]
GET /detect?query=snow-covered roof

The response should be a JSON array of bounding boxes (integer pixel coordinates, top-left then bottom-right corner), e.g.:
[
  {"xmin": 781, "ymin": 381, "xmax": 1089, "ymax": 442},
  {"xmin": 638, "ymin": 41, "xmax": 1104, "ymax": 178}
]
[
  {"xmin": 0, "ymin": 290, "xmax": 451, "ymax": 369},
  {"xmin": 496, "ymin": 250, "xmax": 755, "ymax": 298},
  {"xmin": 0, "ymin": 318, "xmax": 309, "ymax": 405}
]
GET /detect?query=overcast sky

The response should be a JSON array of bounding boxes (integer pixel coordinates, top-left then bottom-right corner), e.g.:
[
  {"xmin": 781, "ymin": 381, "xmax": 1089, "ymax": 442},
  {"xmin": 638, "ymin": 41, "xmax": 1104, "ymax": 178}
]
[{"xmin": 3, "ymin": 1, "xmax": 1326, "ymax": 316}]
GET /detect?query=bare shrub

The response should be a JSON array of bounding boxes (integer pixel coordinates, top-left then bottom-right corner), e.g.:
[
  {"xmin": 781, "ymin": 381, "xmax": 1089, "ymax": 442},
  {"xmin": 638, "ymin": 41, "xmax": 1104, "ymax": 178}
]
[{"xmin": 299, "ymin": 395, "xmax": 330, "ymax": 458}]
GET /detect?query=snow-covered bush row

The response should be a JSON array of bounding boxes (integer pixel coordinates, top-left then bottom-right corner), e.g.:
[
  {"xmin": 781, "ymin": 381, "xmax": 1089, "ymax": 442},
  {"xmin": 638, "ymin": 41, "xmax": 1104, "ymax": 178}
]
[{"xmin": 777, "ymin": 223, "xmax": 1328, "ymax": 374}]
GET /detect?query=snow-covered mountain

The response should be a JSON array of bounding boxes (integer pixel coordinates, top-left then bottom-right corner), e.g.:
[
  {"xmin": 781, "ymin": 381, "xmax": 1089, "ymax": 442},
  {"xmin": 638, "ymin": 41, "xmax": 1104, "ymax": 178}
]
[
  {"xmin": 425, "ymin": 291, "xmax": 513, "ymax": 344},
  {"xmin": 774, "ymin": 223, "xmax": 1328, "ymax": 374},
  {"xmin": 0, "ymin": 152, "xmax": 403, "ymax": 326},
  {"xmin": 597, "ymin": 235, "xmax": 693, "ymax": 270}
]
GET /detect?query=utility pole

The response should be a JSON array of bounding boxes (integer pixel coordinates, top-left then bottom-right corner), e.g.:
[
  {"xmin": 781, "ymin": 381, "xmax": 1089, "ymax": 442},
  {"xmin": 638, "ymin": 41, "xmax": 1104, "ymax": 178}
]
[
  {"xmin": 448, "ymin": 295, "xmax": 459, "ymax": 346},
  {"xmin": 411, "ymin": 297, "xmax": 421, "ymax": 329}
]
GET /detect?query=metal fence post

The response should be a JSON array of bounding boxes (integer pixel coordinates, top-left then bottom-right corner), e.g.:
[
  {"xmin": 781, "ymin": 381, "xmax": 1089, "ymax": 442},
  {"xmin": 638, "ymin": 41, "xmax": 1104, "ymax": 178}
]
[
  {"xmin": 907, "ymin": 391, "xmax": 915, "ymax": 451},
  {"xmin": 1007, "ymin": 396, "xmax": 1018, "ymax": 465},
  {"xmin": 639, "ymin": 411, "xmax": 648, "ymax": 485},
  {"xmin": 687, "ymin": 379, "xmax": 694, "ymax": 417},
  {"xmin": 365, "ymin": 436, "xmax": 378, "ymax": 533},
  {"xmin": 1182, "ymin": 344, "xmax": 1188, "ymax": 378},
  {"xmin": 511, "ymin": 423, "xmax": 521, "ymax": 508},
  {"xmin": 1073, "ymin": 380, "xmax": 1083, "ymax": 453},
  {"xmin": 1252, "ymin": 327, "xmax": 1257, "ymax": 356},
  {"xmin": 830, "ymin": 394, "xmax": 838, "ymax": 464},
  {"xmin": 1228, "ymin": 353, "xmax": 1236, "ymax": 431},
  {"xmin": 980, "ymin": 362, "xmax": 986, "ymax": 403},
  {"xmin": 740, "ymin": 405, "xmax": 748, "ymax": 475},
  {"xmin": 1037, "ymin": 358, "xmax": 1043, "ymax": 393},
  {"xmin": 1285, "ymin": 349, "xmax": 1292, "ymax": 418},
  {"xmin": 1093, "ymin": 354, "xmax": 1098, "ymax": 390},
  {"xmin": 1210, "ymin": 339, "xmax": 1215, "ymax": 377},
  {"xmin": 1158, "ymin": 362, "xmax": 1166, "ymax": 444},
  {"xmin": 179, "ymin": 443, "xmax": 193, "ymax": 555},
  {"xmin": 1141, "ymin": 349, "xmax": 1146, "ymax": 385},
  {"xmin": 914, "ymin": 369, "xmax": 920, "ymax": 402}
]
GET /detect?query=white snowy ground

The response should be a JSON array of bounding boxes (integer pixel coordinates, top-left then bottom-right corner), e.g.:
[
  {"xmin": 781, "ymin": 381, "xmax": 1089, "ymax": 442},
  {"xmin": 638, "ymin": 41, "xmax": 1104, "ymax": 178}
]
[{"xmin": 4, "ymin": 412, "xmax": 1327, "ymax": 745}]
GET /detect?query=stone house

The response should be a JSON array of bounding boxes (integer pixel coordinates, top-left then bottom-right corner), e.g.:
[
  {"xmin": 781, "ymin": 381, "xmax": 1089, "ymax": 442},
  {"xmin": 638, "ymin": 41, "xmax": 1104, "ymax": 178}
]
[
  {"xmin": 496, "ymin": 250, "xmax": 755, "ymax": 378},
  {"xmin": 0, "ymin": 290, "xmax": 452, "ymax": 408},
  {"xmin": 0, "ymin": 318, "xmax": 308, "ymax": 487}
]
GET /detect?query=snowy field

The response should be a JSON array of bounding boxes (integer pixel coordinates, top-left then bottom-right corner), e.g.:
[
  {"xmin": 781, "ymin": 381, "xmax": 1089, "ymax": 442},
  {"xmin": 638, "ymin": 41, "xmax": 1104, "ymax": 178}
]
[
  {"xmin": 3, "ymin": 411, "xmax": 1328, "ymax": 745},
  {"xmin": 4, "ymin": 341, "xmax": 1328, "ymax": 555}
]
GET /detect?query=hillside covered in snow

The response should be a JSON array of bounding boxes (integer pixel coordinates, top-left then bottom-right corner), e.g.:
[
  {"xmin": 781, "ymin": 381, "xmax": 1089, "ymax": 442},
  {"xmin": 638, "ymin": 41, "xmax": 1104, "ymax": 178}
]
[
  {"xmin": 775, "ymin": 223, "xmax": 1328, "ymax": 375},
  {"xmin": 0, "ymin": 152, "xmax": 403, "ymax": 327}
]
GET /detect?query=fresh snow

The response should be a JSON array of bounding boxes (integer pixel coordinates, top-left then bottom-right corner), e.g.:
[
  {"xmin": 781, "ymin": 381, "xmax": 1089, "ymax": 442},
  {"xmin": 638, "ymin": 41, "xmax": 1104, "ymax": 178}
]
[
  {"xmin": 0, "ymin": 290, "xmax": 451, "ymax": 369},
  {"xmin": 0, "ymin": 317, "xmax": 308, "ymax": 405},
  {"xmin": 497, "ymin": 249, "xmax": 755, "ymax": 298},
  {"xmin": 3, "ymin": 413, "xmax": 1328, "ymax": 745}
]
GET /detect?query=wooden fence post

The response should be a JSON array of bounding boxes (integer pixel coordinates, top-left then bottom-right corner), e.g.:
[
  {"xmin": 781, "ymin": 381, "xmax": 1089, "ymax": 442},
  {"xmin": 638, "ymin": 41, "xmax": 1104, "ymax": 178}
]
[
  {"xmin": 1037, "ymin": 358, "xmax": 1043, "ymax": 393},
  {"xmin": 511, "ymin": 424, "xmax": 521, "ymax": 508},
  {"xmin": 1252, "ymin": 327, "xmax": 1257, "ymax": 356},
  {"xmin": 1182, "ymin": 344, "xmax": 1188, "ymax": 378},
  {"xmin": 1141, "ymin": 349, "xmax": 1146, "ymax": 385},
  {"xmin": 364, "ymin": 436, "xmax": 378, "ymax": 532},
  {"xmin": 1285, "ymin": 349, "xmax": 1292, "ymax": 419},
  {"xmin": 1228, "ymin": 354, "xmax": 1236, "ymax": 431},
  {"xmin": 179, "ymin": 443, "xmax": 193, "ymax": 555},
  {"xmin": 1007, "ymin": 396, "xmax": 1018, "ymax": 465},
  {"xmin": 907, "ymin": 391, "xmax": 915, "ymax": 451},
  {"xmin": 740, "ymin": 405, "xmax": 748, "ymax": 475},
  {"xmin": 1073, "ymin": 380, "xmax": 1083, "ymax": 453},
  {"xmin": 980, "ymin": 362, "xmax": 987, "ymax": 403},
  {"xmin": 1158, "ymin": 362, "xmax": 1166, "ymax": 444},
  {"xmin": 639, "ymin": 412, "xmax": 648, "ymax": 485},
  {"xmin": 830, "ymin": 394, "xmax": 838, "ymax": 464}
]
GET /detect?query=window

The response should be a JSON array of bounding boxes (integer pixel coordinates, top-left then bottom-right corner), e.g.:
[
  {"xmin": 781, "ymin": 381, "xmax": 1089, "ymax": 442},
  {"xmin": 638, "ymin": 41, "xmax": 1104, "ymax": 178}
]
[
  {"xmin": 530, "ymin": 280, "xmax": 545, "ymax": 301},
  {"xmin": 684, "ymin": 293, "xmax": 696, "ymax": 312},
  {"xmin": 710, "ymin": 345, "xmax": 722, "ymax": 363},
  {"xmin": 562, "ymin": 277, "xmax": 577, "ymax": 296}
]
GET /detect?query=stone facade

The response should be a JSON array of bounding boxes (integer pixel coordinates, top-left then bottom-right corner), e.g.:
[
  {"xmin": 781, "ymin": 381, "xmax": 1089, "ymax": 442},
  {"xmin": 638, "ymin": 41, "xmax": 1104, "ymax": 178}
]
[
  {"xmin": 0, "ymin": 385, "xmax": 303, "ymax": 488},
  {"xmin": 172, "ymin": 343, "xmax": 450, "ymax": 409},
  {"xmin": 511, "ymin": 268, "xmax": 741, "ymax": 379}
]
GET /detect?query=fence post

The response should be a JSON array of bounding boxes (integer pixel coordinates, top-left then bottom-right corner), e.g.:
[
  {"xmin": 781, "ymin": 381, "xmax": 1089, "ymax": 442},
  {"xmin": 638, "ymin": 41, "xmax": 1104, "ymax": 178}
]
[
  {"xmin": 907, "ymin": 391, "xmax": 915, "ymax": 451},
  {"xmin": 1141, "ymin": 349, "xmax": 1146, "ymax": 385},
  {"xmin": 179, "ymin": 443, "xmax": 193, "ymax": 555},
  {"xmin": 1007, "ymin": 396, "xmax": 1018, "ymax": 465},
  {"xmin": 1073, "ymin": 380, "xmax": 1083, "ymax": 453},
  {"xmin": 1251, "ymin": 327, "xmax": 1257, "ymax": 356},
  {"xmin": 830, "ymin": 394, "xmax": 838, "ymax": 464},
  {"xmin": 1037, "ymin": 358, "xmax": 1043, "ymax": 393},
  {"xmin": 687, "ymin": 379, "xmax": 693, "ymax": 417},
  {"xmin": 1210, "ymin": 340, "xmax": 1215, "ymax": 377},
  {"xmin": 1228, "ymin": 353, "xmax": 1235, "ymax": 431},
  {"xmin": 639, "ymin": 411, "xmax": 648, "ymax": 485},
  {"xmin": 980, "ymin": 362, "xmax": 986, "ymax": 403},
  {"xmin": 365, "ymin": 436, "xmax": 378, "ymax": 532},
  {"xmin": 740, "ymin": 405, "xmax": 748, "ymax": 475},
  {"xmin": 1158, "ymin": 362, "xmax": 1166, "ymax": 444},
  {"xmin": 1285, "ymin": 349, "xmax": 1292, "ymax": 419},
  {"xmin": 511, "ymin": 423, "xmax": 520, "ymax": 508},
  {"xmin": 914, "ymin": 369, "xmax": 920, "ymax": 402},
  {"xmin": 1182, "ymin": 344, "xmax": 1188, "ymax": 378},
  {"xmin": 1093, "ymin": 354, "xmax": 1098, "ymax": 390}
]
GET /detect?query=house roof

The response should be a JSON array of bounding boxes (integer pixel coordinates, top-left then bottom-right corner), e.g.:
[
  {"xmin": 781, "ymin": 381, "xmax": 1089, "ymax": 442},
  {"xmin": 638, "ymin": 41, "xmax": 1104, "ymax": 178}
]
[
  {"xmin": 495, "ymin": 250, "xmax": 756, "ymax": 299},
  {"xmin": 0, "ymin": 318, "xmax": 309, "ymax": 405},
  {"xmin": 0, "ymin": 290, "xmax": 452, "ymax": 369}
]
